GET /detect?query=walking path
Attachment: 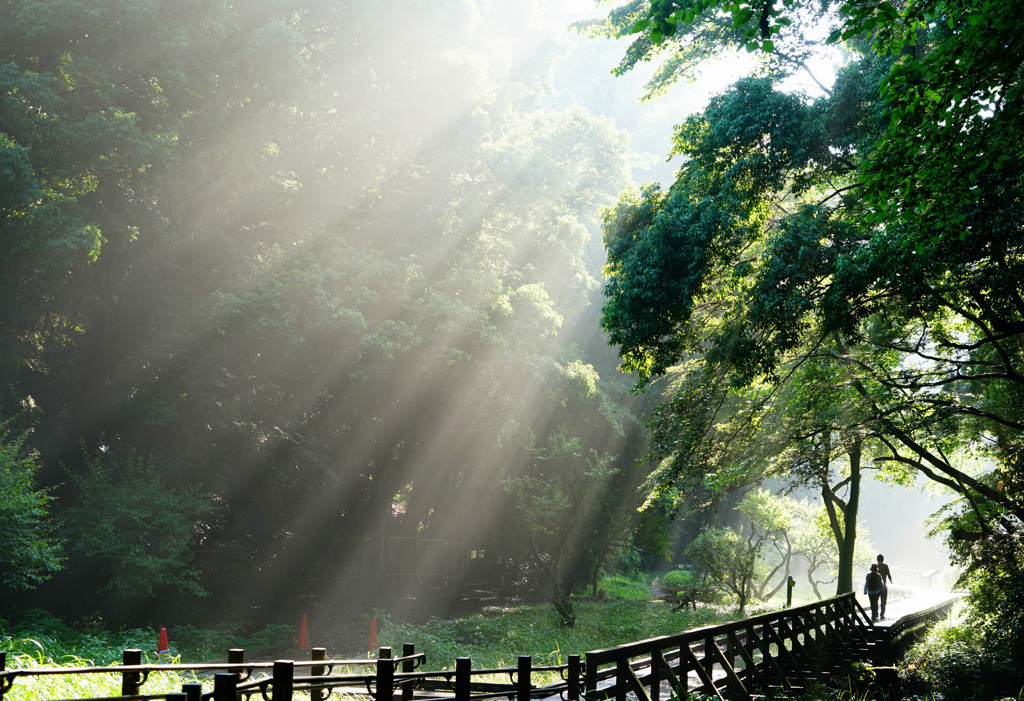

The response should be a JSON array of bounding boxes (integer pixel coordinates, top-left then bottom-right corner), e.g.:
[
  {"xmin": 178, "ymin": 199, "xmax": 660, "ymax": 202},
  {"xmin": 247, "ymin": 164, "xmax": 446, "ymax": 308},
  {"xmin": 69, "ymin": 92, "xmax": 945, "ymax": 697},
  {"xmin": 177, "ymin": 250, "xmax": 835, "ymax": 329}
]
[{"xmin": 857, "ymin": 585, "xmax": 963, "ymax": 628}]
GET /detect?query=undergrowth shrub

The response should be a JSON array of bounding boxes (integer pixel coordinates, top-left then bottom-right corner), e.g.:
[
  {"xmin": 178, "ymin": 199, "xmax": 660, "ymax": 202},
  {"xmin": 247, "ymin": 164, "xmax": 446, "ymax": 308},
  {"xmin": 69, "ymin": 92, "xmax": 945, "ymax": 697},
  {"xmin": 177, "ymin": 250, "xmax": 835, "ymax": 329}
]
[
  {"xmin": 1, "ymin": 652, "xmax": 194, "ymax": 701},
  {"xmin": 658, "ymin": 568, "xmax": 698, "ymax": 590},
  {"xmin": 0, "ymin": 610, "xmax": 198, "ymax": 700},
  {"xmin": 900, "ymin": 600, "xmax": 1021, "ymax": 699},
  {"xmin": 596, "ymin": 573, "xmax": 650, "ymax": 600},
  {"xmin": 0, "ymin": 609, "xmax": 157, "ymax": 664},
  {"xmin": 1, "ymin": 609, "xmax": 294, "ymax": 664},
  {"xmin": 169, "ymin": 622, "xmax": 295, "ymax": 660},
  {"xmin": 378, "ymin": 599, "xmax": 761, "ymax": 675}
]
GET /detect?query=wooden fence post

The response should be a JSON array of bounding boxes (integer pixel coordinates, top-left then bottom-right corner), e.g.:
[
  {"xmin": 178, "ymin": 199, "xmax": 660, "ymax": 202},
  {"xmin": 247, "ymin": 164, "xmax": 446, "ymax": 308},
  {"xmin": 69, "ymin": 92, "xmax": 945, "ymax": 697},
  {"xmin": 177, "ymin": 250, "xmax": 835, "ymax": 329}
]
[
  {"xmin": 228, "ymin": 649, "xmax": 244, "ymax": 701},
  {"xmin": 401, "ymin": 643, "xmax": 416, "ymax": 701},
  {"xmin": 273, "ymin": 660, "xmax": 294, "ymax": 701},
  {"xmin": 213, "ymin": 673, "xmax": 239, "ymax": 701},
  {"xmin": 121, "ymin": 649, "xmax": 142, "ymax": 696},
  {"xmin": 517, "ymin": 656, "xmax": 531, "ymax": 701},
  {"xmin": 376, "ymin": 647, "xmax": 394, "ymax": 701},
  {"xmin": 182, "ymin": 682, "xmax": 203, "ymax": 701},
  {"xmin": 583, "ymin": 652, "xmax": 596, "ymax": 700},
  {"xmin": 455, "ymin": 657, "xmax": 471, "ymax": 701},
  {"xmin": 567, "ymin": 655, "xmax": 580, "ymax": 701},
  {"xmin": 311, "ymin": 647, "xmax": 327, "ymax": 701},
  {"xmin": 614, "ymin": 658, "xmax": 629, "ymax": 701}
]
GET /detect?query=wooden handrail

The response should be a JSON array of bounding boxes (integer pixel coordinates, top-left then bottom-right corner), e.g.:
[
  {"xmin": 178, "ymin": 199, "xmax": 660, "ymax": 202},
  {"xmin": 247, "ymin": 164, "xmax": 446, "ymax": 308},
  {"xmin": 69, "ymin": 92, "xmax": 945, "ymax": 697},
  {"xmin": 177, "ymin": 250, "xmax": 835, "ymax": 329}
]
[
  {"xmin": 583, "ymin": 593, "xmax": 873, "ymax": 700},
  {"xmin": 1, "ymin": 594, "xmax": 957, "ymax": 701}
]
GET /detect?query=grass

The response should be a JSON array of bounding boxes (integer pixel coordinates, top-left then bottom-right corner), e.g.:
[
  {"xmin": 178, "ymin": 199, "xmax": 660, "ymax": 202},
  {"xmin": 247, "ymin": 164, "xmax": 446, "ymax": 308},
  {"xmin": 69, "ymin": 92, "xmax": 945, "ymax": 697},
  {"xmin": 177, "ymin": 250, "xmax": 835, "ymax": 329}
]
[
  {"xmin": 0, "ymin": 592, "xmax": 783, "ymax": 698},
  {"xmin": 0, "ymin": 610, "xmax": 296, "ymax": 700},
  {"xmin": 376, "ymin": 599, "xmax": 773, "ymax": 673},
  {"xmin": 2, "ymin": 652, "xmax": 196, "ymax": 701}
]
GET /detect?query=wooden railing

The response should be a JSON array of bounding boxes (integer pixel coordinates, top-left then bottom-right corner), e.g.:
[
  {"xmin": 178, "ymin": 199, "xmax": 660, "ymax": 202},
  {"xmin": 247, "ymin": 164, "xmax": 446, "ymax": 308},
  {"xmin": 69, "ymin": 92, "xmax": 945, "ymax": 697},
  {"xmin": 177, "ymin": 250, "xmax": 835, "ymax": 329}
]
[
  {"xmin": 583, "ymin": 593, "xmax": 875, "ymax": 701},
  {"xmin": 1, "ymin": 592, "xmax": 958, "ymax": 701},
  {"xmin": 872, "ymin": 595, "xmax": 960, "ymax": 665},
  {"xmin": 0, "ymin": 645, "xmax": 581, "ymax": 701}
]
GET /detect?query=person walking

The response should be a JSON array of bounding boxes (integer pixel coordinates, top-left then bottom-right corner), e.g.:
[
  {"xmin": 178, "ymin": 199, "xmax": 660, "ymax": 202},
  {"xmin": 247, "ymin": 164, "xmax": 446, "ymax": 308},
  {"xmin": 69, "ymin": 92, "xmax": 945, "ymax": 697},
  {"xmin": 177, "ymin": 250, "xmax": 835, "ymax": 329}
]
[
  {"xmin": 864, "ymin": 563, "xmax": 884, "ymax": 621},
  {"xmin": 876, "ymin": 554, "xmax": 893, "ymax": 619}
]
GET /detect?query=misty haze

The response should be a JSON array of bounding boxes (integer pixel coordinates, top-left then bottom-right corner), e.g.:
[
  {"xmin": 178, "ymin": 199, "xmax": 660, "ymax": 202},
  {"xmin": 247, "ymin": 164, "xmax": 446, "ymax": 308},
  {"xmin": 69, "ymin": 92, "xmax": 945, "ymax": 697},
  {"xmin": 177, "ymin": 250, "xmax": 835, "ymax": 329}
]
[{"xmin": 2, "ymin": 1, "xmax": 1022, "ymax": 699}]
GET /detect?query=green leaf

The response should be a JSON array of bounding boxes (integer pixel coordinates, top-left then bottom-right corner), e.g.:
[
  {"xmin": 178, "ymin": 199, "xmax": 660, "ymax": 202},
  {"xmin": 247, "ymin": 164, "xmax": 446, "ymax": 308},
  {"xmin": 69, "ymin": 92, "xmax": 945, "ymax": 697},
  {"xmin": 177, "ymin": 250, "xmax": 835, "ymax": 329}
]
[{"xmin": 631, "ymin": 18, "xmax": 651, "ymax": 33}]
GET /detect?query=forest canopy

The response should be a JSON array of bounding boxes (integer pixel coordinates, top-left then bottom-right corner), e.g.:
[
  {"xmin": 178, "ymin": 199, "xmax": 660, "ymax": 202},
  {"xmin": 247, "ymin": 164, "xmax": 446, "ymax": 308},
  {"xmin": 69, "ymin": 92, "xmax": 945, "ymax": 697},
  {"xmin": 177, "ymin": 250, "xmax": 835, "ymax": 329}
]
[
  {"xmin": 594, "ymin": 0, "xmax": 1024, "ymax": 659},
  {"xmin": 0, "ymin": 0, "xmax": 662, "ymax": 624},
  {"xmin": 3, "ymin": 1, "xmax": 1021, "ymax": 671}
]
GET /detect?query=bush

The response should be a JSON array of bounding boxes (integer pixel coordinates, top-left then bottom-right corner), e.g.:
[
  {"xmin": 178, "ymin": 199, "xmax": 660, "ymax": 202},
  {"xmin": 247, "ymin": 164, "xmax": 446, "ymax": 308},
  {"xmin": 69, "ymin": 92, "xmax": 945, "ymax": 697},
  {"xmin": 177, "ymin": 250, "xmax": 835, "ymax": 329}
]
[
  {"xmin": 63, "ymin": 449, "xmax": 216, "ymax": 600},
  {"xmin": 0, "ymin": 424, "xmax": 63, "ymax": 589},
  {"xmin": 0, "ymin": 610, "xmax": 294, "ymax": 664},
  {"xmin": 659, "ymin": 567, "xmax": 698, "ymax": 590},
  {"xmin": 596, "ymin": 573, "xmax": 651, "ymax": 600},
  {"xmin": 169, "ymin": 622, "xmax": 295, "ymax": 661},
  {"xmin": 1, "ymin": 610, "xmax": 163, "ymax": 665},
  {"xmin": 900, "ymin": 601, "xmax": 1021, "ymax": 699},
  {"xmin": 377, "ymin": 600, "xmax": 748, "ymax": 673}
]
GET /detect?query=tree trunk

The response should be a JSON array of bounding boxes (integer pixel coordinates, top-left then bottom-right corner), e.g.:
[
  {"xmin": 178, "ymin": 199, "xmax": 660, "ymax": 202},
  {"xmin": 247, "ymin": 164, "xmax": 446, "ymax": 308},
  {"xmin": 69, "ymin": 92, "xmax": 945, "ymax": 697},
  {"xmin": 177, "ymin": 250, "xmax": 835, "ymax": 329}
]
[
  {"xmin": 553, "ymin": 588, "xmax": 576, "ymax": 627},
  {"xmin": 835, "ymin": 441, "xmax": 861, "ymax": 594}
]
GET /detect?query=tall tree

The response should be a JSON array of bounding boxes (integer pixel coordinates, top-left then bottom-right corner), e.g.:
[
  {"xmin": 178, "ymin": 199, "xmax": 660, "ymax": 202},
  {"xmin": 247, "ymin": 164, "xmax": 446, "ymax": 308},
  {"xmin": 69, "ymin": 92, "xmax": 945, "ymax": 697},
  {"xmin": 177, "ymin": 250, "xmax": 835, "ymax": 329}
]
[
  {"xmin": 597, "ymin": 0, "xmax": 1024, "ymax": 554},
  {"xmin": 0, "ymin": 0, "xmax": 647, "ymax": 620}
]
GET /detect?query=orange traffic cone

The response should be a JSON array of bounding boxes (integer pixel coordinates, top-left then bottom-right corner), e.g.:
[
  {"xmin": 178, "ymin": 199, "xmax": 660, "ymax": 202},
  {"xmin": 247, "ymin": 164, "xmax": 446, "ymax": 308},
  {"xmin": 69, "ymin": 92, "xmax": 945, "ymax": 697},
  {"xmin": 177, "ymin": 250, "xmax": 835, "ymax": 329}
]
[
  {"xmin": 157, "ymin": 627, "xmax": 171, "ymax": 663},
  {"xmin": 365, "ymin": 615, "xmax": 377, "ymax": 656},
  {"xmin": 297, "ymin": 614, "xmax": 310, "ymax": 650}
]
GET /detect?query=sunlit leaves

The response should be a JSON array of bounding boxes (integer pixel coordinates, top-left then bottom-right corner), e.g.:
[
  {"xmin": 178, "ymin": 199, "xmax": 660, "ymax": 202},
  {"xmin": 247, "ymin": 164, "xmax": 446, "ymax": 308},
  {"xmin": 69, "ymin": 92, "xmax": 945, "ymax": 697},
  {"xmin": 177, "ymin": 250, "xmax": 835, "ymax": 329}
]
[
  {"xmin": 0, "ymin": 424, "xmax": 63, "ymax": 589},
  {"xmin": 601, "ymin": 78, "xmax": 824, "ymax": 383}
]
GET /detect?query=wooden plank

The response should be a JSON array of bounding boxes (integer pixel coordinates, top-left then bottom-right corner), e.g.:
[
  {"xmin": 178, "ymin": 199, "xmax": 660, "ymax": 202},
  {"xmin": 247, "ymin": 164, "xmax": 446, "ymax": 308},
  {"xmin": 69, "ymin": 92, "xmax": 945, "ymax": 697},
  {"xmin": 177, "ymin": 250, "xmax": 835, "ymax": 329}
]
[
  {"xmin": 651, "ymin": 652, "xmax": 688, "ymax": 701},
  {"xmin": 705, "ymin": 637, "xmax": 751, "ymax": 701},
  {"xmin": 680, "ymin": 646, "xmax": 724, "ymax": 700},
  {"xmin": 745, "ymin": 622, "xmax": 792, "ymax": 691},
  {"xmin": 618, "ymin": 659, "xmax": 651, "ymax": 701},
  {"xmin": 726, "ymin": 629, "xmax": 769, "ymax": 692},
  {"xmin": 762, "ymin": 619, "xmax": 804, "ymax": 683}
]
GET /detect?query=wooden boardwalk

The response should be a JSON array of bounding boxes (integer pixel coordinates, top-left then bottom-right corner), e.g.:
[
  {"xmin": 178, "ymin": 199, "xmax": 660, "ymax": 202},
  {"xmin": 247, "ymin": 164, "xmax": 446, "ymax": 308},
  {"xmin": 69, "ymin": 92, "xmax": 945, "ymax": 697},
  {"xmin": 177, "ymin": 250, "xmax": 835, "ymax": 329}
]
[
  {"xmin": 581, "ymin": 588, "xmax": 960, "ymax": 701},
  {"xmin": 859, "ymin": 585, "xmax": 961, "ymax": 629},
  {"xmin": 0, "ymin": 589, "xmax": 960, "ymax": 701}
]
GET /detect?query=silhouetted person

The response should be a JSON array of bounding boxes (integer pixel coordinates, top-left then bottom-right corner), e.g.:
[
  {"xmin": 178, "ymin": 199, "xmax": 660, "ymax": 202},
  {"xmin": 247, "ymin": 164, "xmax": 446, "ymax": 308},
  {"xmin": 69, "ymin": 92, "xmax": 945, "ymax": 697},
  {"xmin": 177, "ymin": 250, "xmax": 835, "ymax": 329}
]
[
  {"xmin": 876, "ymin": 554, "xmax": 893, "ymax": 619},
  {"xmin": 864, "ymin": 563, "xmax": 883, "ymax": 621}
]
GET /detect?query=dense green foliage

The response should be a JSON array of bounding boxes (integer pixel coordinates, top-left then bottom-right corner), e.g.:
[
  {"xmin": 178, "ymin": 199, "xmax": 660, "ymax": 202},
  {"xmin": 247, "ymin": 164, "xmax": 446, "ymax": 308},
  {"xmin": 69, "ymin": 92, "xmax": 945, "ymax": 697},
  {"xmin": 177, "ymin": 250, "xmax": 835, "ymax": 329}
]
[
  {"xmin": 377, "ymin": 599, "xmax": 761, "ymax": 671},
  {"xmin": 901, "ymin": 602, "xmax": 1020, "ymax": 700},
  {"xmin": 0, "ymin": 0, "xmax": 662, "ymax": 622},
  {"xmin": 0, "ymin": 610, "xmax": 302, "ymax": 700},
  {"xmin": 63, "ymin": 450, "xmax": 215, "ymax": 599},
  {"xmin": 0, "ymin": 427, "xmax": 63, "ymax": 589},
  {"xmin": 597, "ymin": 572, "xmax": 654, "ymax": 600},
  {"xmin": 657, "ymin": 567, "xmax": 697, "ymax": 590},
  {"xmin": 594, "ymin": 0, "xmax": 1024, "ymax": 684},
  {"xmin": 1, "ymin": 609, "xmax": 295, "ymax": 664}
]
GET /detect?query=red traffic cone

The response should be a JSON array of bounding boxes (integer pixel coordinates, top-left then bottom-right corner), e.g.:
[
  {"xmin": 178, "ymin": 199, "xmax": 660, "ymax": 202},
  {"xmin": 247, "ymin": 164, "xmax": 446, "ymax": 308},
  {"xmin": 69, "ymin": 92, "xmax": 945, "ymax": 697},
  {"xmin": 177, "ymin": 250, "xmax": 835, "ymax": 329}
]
[
  {"xmin": 157, "ymin": 627, "xmax": 171, "ymax": 663},
  {"xmin": 365, "ymin": 615, "xmax": 378, "ymax": 655},
  {"xmin": 297, "ymin": 614, "xmax": 310, "ymax": 650}
]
